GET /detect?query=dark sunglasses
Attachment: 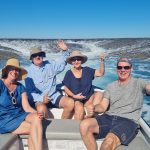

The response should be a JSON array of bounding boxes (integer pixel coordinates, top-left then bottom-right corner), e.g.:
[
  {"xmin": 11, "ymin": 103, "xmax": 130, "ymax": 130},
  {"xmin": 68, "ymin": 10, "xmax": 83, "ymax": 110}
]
[
  {"xmin": 8, "ymin": 66, "xmax": 20, "ymax": 72},
  {"xmin": 71, "ymin": 57, "xmax": 82, "ymax": 62},
  {"xmin": 10, "ymin": 92, "xmax": 17, "ymax": 105},
  {"xmin": 32, "ymin": 53, "xmax": 44, "ymax": 58},
  {"xmin": 117, "ymin": 66, "xmax": 131, "ymax": 70}
]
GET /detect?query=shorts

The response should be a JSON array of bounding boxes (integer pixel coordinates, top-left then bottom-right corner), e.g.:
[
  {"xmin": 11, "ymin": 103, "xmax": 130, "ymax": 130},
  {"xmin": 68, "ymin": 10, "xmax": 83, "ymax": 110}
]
[
  {"xmin": 47, "ymin": 95, "xmax": 63, "ymax": 108},
  {"xmin": 30, "ymin": 94, "xmax": 63, "ymax": 109},
  {"xmin": 73, "ymin": 98, "xmax": 88, "ymax": 104},
  {"xmin": 95, "ymin": 114, "xmax": 140, "ymax": 145}
]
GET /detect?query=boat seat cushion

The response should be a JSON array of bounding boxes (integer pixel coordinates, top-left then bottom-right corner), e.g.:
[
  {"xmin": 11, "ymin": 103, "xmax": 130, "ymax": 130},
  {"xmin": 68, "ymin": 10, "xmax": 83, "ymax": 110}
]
[
  {"xmin": 43, "ymin": 119, "xmax": 82, "ymax": 140},
  {"xmin": 117, "ymin": 136, "xmax": 150, "ymax": 150},
  {"xmin": 20, "ymin": 119, "xmax": 150, "ymax": 150},
  {"xmin": 0, "ymin": 133, "xmax": 18, "ymax": 150}
]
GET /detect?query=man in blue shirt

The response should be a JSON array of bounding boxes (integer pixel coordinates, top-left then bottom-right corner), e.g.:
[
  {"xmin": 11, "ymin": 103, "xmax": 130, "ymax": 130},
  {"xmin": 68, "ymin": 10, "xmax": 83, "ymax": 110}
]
[{"xmin": 25, "ymin": 40, "xmax": 74, "ymax": 119}]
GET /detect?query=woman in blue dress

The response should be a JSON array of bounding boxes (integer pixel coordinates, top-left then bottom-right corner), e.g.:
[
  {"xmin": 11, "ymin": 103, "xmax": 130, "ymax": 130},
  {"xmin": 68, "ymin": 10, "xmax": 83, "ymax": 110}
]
[
  {"xmin": 63, "ymin": 51, "xmax": 105, "ymax": 120},
  {"xmin": 0, "ymin": 58, "xmax": 43, "ymax": 150}
]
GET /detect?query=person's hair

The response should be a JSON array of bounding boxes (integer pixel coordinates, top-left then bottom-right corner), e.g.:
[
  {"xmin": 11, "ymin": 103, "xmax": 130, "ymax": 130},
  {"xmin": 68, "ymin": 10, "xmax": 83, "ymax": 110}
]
[
  {"xmin": 2, "ymin": 66, "xmax": 12, "ymax": 79},
  {"xmin": 117, "ymin": 58, "xmax": 132, "ymax": 67}
]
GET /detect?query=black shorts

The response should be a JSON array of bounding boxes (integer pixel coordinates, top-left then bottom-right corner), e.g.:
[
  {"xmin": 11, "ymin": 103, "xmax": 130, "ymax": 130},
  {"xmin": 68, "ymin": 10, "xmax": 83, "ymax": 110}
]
[{"xmin": 47, "ymin": 95, "xmax": 63, "ymax": 108}]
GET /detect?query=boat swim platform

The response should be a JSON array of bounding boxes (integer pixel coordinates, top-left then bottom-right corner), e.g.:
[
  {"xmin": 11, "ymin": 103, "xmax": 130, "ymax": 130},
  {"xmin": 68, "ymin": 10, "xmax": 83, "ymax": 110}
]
[{"xmin": 0, "ymin": 117, "xmax": 150, "ymax": 150}]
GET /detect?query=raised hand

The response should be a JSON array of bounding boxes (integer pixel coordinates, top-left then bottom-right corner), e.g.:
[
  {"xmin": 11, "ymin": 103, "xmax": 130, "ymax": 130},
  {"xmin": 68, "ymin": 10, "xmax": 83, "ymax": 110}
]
[
  {"xmin": 100, "ymin": 52, "xmax": 105, "ymax": 61},
  {"xmin": 57, "ymin": 40, "xmax": 68, "ymax": 51}
]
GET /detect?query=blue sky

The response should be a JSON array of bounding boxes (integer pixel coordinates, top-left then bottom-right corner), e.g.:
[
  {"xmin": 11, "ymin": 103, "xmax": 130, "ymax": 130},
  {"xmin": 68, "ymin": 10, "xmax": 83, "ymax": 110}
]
[{"xmin": 0, "ymin": 0, "xmax": 150, "ymax": 39}]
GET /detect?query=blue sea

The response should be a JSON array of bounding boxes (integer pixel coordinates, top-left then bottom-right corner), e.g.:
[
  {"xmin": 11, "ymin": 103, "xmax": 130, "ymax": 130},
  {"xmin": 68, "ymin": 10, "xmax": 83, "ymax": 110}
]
[{"xmin": 0, "ymin": 38, "xmax": 150, "ymax": 125}]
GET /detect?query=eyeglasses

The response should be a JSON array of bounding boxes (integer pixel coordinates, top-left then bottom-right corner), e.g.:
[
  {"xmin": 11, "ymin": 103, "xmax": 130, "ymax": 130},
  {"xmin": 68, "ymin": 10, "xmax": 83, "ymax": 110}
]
[
  {"xmin": 117, "ymin": 66, "xmax": 131, "ymax": 70},
  {"xmin": 10, "ymin": 92, "xmax": 17, "ymax": 105},
  {"xmin": 71, "ymin": 57, "xmax": 82, "ymax": 62},
  {"xmin": 32, "ymin": 53, "xmax": 44, "ymax": 58},
  {"xmin": 8, "ymin": 67, "xmax": 20, "ymax": 72}
]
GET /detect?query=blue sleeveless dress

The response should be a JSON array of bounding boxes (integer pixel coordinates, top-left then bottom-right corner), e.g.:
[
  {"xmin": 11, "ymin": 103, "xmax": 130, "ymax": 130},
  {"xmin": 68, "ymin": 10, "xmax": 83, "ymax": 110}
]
[{"xmin": 0, "ymin": 80, "xmax": 29, "ymax": 134}]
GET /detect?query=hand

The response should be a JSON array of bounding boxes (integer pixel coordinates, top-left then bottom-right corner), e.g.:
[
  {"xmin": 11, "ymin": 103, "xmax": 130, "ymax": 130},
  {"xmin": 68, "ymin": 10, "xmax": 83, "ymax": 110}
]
[
  {"xmin": 43, "ymin": 93, "xmax": 51, "ymax": 104},
  {"xmin": 57, "ymin": 40, "xmax": 68, "ymax": 51},
  {"xmin": 73, "ymin": 93, "xmax": 86, "ymax": 100},
  {"xmin": 37, "ymin": 111, "xmax": 44, "ymax": 119},
  {"xmin": 100, "ymin": 52, "xmax": 105, "ymax": 62},
  {"xmin": 84, "ymin": 104, "xmax": 95, "ymax": 118}
]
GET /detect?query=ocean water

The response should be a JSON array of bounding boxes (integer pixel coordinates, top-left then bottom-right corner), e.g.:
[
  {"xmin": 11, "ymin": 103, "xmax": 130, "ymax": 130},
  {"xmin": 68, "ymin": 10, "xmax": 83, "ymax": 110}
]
[{"xmin": 0, "ymin": 39, "xmax": 150, "ymax": 125}]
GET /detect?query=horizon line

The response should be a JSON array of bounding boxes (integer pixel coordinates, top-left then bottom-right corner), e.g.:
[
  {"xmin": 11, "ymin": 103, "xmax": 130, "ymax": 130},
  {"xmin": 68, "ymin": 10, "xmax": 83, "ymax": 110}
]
[{"xmin": 0, "ymin": 37, "xmax": 150, "ymax": 40}]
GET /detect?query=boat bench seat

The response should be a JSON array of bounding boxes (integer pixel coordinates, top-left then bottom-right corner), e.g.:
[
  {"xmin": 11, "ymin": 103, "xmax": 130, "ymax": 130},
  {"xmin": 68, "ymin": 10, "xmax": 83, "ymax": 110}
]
[
  {"xmin": 0, "ymin": 133, "xmax": 18, "ymax": 150},
  {"xmin": 117, "ymin": 136, "xmax": 150, "ymax": 150},
  {"xmin": 20, "ymin": 119, "xmax": 150, "ymax": 150},
  {"xmin": 20, "ymin": 119, "xmax": 82, "ymax": 140}
]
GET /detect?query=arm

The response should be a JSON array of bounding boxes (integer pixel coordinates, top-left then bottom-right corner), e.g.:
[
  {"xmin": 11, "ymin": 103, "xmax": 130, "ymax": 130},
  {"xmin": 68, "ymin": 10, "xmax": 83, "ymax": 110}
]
[
  {"xmin": 25, "ymin": 77, "xmax": 44, "ymax": 102},
  {"xmin": 64, "ymin": 85, "xmax": 74, "ymax": 97},
  {"xmin": 22, "ymin": 92, "xmax": 37, "ymax": 113},
  {"xmin": 146, "ymin": 84, "xmax": 150, "ymax": 95},
  {"xmin": 64, "ymin": 85, "xmax": 86, "ymax": 99},
  {"xmin": 85, "ymin": 97, "xmax": 109, "ymax": 117},
  {"xmin": 52, "ymin": 40, "xmax": 70, "ymax": 74},
  {"xmin": 94, "ymin": 52, "xmax": 105, "ymax": 77},
  {"xmin": 94, "ymin": 97, "xmax": 109, "ymax": 113}
]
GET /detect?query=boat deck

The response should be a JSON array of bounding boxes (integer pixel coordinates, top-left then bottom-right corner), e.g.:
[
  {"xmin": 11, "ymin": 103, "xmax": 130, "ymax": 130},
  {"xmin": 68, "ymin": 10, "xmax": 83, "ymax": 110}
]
[{"xmin": 0, "ymin": 117, "xmax": 150, "ymax": 150}]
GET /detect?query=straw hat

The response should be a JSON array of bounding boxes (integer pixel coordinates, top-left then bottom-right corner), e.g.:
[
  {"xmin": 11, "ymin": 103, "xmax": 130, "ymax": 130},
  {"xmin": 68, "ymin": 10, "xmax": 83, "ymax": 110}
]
[
  {"xmin": 30, "ymin": 46, "xmax": 45, "ymax": 60},
  {"xmin": 2, "ymin": 58, "xmax": 27, "ymax": 81},
  {"xmin": 66, "ymin": 50, "xmax": 88, "ymax": 64}
]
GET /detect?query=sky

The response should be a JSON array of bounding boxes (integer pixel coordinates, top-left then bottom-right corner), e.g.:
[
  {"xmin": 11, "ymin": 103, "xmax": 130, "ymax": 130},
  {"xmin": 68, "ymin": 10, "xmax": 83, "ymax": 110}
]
[{"xmin": 0, "ymin": 0, "xmax": 150, "ymax": 39}]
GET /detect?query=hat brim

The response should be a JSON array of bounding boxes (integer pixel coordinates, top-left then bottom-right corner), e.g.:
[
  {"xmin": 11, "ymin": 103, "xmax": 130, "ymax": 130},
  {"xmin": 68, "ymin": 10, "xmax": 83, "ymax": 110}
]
[
  {"xmin": 30, "ymin": 51, "xmax": 46, "ymax": 60},
  {"xmin": 2, "ymin": 65, "xmax": 27, "ymax": 81},
  {"xmin": 66, "ymin": 56, "xmax": 87, "ymax": 64}
]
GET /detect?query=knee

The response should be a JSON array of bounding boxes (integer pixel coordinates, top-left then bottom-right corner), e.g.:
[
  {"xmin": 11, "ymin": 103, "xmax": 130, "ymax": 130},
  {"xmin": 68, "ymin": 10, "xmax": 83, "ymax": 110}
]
[
  {"xmin": 104, "ymin": 136, "xmax": 114, "ymax": 145},
  {"xmin": 80, "ymin": 120, "xmax": 91, "ymax": 136},
  {"xmin": 33, "ymin": 113, "xmax": 42, "ymax": 123},
  {"xmin": 102, "ymin": 133, "xmax": 120, "ymax": 149},
  {"xmin": 36, "ymin": 103, "xmax": 47, "ymax": 113},
  {"xmin": 32, "ymin": 114, "xmax": 43, "ymax": 129},
  {"xmin": 75, "ymin": 102, "xmax": 83, "ymax": 112},
  {"xmin": 106, "ymin": 133, "xmax": 120, "ymax": 142},
  {"xmin": 65, "ymin": 97, "xmax": 74, "ymax": 110}
]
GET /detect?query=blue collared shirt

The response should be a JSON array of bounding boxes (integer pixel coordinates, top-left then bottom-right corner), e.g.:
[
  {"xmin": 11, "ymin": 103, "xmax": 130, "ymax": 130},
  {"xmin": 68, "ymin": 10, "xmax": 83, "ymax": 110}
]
[{"xmin": 25, "ymin": 50, "xmax": 70, "ymax": 104}]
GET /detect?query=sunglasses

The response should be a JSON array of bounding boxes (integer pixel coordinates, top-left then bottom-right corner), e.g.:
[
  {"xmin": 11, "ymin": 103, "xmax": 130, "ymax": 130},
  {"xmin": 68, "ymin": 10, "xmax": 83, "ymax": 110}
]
[
  {"xmin": 71, "ymin": 57, "xmax": 82, "ymax": 62},
  {"xmin": 32, "ymin": 53, "xmax": 44, "ymax": 58},
  {"xmin": 10, "ymin": 92, "xmax": 17, "ymax": 105},
  {"xmin": 117, "ymin": 66, "xmax": 131, "ymax": 70},
  {"xmin": 8, "ymin": 67, "xmax": 20, "ymax": 72}
]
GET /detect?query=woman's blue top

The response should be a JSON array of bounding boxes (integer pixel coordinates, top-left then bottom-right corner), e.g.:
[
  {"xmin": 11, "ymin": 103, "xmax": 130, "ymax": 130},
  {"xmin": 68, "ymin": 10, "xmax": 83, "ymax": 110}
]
[
  {"xmin": 0, "ymin": 79, "xmax": 29, "ymax": 134},
  {"xmin": 63, "ymin": 67, "xmax": 95, "ymax": 99}
]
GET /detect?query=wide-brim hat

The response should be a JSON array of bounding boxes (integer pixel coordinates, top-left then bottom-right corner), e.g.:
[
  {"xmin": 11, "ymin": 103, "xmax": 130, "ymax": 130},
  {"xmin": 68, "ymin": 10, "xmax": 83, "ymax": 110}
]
[
  {"xmin": 66, "ymin": 50, "xmax": 88, "ymax": 64},
  {"xmin": 2, "ymin": 58, "xmax": 27, "ymax": 81},
  {"xmin": 30, "ymin": 46, "xmax": 46, "ymax": 60}
]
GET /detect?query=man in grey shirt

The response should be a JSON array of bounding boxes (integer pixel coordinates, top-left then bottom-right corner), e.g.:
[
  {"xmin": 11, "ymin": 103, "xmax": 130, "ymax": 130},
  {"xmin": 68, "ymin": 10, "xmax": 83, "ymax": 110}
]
[{"xmin": 80, "ymin": 58, "xmax": 150, "ymax": 150}]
